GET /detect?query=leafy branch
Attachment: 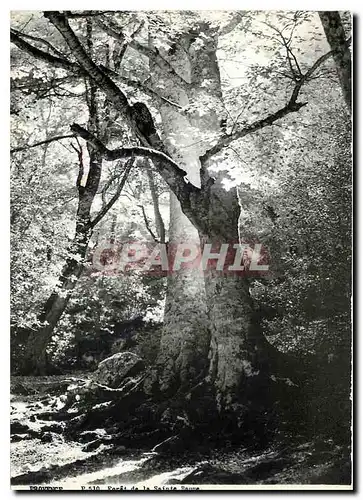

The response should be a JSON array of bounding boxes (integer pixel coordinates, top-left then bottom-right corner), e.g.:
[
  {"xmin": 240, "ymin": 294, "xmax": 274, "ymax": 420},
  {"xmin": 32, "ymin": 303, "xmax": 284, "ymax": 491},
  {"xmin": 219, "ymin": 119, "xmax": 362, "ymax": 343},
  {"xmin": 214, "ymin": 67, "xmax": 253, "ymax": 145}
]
[
  {"xmin": 10, "ymin": 28, "xmax": 67, "ymax": 59},
  {"xmin": 200, "ymin": 46, "xmax": 342, "ymax": 164}
]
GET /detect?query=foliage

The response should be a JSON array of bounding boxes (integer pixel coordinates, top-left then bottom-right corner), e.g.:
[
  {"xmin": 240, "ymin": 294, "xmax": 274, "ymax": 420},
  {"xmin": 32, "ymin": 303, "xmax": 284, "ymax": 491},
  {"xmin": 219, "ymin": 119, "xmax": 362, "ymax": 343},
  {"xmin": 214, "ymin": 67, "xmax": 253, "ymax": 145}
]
[{"xmin": 10, "ymin": 10, "xmax": 351, "ymax": 381}]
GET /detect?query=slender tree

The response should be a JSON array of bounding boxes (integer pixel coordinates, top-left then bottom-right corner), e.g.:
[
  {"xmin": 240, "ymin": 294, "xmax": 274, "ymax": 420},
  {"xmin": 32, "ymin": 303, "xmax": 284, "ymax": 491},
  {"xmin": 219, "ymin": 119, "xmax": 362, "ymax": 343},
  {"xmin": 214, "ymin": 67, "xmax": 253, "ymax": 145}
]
[{"xmin": 319, "ymin": 11, "xmax": 351, "ymax": 112}]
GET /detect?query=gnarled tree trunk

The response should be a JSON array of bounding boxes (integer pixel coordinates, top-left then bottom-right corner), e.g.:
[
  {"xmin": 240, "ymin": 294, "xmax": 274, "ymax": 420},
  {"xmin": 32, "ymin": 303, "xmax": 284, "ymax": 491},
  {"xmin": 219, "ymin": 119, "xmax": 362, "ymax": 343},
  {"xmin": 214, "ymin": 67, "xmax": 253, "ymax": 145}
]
[
  {"xmin": 147, "ymin": 19, "xmax": 284, "ymax": 406},
  {"xmin": 34, "ymin": 12, "xmax": 296, "ymax": 414},
  {"xmin": 319, "ymin": 11, "xmax": 351, "ymax": 112},
  {"xmin": 199, "ymin": 180, "xmax": 277, "ymax": 414},
  {"xmin": 148, "ymin": 33, "xmax": 211, "ymax": 394}
]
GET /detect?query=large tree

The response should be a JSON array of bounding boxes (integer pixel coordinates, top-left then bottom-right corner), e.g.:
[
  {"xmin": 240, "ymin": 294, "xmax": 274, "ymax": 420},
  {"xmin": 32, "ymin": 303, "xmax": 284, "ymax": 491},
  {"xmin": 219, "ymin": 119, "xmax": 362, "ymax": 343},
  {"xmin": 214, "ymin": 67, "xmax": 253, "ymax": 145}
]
[{"xmin": 11, "ymin": 10, "xmax": 351, "ymax": 414}]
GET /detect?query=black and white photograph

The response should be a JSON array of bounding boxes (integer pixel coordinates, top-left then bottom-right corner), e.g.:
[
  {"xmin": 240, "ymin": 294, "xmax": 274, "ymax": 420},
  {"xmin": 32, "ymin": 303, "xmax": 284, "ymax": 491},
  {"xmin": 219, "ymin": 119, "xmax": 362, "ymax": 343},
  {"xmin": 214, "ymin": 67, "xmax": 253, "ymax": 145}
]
[{"xmin": 10, "ymin": 9, "xmax": 352, "ymax": 490}]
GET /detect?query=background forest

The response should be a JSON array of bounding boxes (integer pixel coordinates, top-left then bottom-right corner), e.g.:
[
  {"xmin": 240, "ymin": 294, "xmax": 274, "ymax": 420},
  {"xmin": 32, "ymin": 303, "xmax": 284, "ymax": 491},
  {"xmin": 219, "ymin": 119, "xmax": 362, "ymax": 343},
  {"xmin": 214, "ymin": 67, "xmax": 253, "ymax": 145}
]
[{"xmin": 10, "ymin": 10, "xmax": 351, "ymax": 487}]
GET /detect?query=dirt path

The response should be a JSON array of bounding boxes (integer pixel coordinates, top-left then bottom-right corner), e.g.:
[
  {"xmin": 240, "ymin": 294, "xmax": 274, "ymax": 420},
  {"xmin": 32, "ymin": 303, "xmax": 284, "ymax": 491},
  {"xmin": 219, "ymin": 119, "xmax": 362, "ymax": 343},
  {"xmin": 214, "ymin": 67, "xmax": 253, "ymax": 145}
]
[{"xmin": 10, "ymin": 375, "xmax": 351, "ymax": 489}]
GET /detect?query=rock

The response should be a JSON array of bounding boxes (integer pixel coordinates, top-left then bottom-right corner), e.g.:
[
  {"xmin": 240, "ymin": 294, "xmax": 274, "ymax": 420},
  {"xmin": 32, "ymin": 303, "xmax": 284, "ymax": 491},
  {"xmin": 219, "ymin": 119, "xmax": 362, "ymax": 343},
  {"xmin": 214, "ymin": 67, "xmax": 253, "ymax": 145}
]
[
  {"xmin": 79, "ymin": 430, "xmax": 103, "ymax": 444},
  {"xmin": 11, "ymin": 421, "xmax": 30, "ymax": 434},
  {"xmin": 41, "ymin": 423, "xmax": 63, "ymax": 434},
  {"xmin": 29, "ymin": 415, "xmax": 36, "ymax": 422},
  {"xmin": 92, "ymin": 352, "xmax": 145, "ymax": 389},
  {"xmin": 110, "ymin": 445, "xmax": 127, "ymax": 455},
  {"xmin": 82, "ymin": 439, "xmax": 102, "ymax": 452},
  {"xmin": 11, "ymin": 433, "xmax": 32, "ymax": 443},
  {"xmin": 11, "ymin": 467, "xmax": 51, "ymax": 486},
  {"xmin": 152, "ymin": 435, "xmax": 184, "ymax": 455},
  {"xmin": 40, "ymin": 432, "xmax": 54, "ymax": 443}
]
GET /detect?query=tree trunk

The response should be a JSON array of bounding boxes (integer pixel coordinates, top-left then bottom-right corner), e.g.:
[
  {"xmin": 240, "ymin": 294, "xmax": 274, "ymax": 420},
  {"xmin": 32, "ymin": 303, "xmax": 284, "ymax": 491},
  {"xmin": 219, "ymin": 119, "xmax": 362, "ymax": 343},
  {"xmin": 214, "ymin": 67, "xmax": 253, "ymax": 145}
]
[
  {"xmin": 157, "ymin": 193, "xmax": 209, "ymax": 394},
  {"xmin": 145, "ymin": 31, "xmax": 207, "ymax": 394},
  {"xmin": 21, "ymin": 228, "xmax": 92, "ymax": 374},
  {"xmin": 195, "ymin": 175, "xmax": 289, "ymax": 417},
  {"xmin": 33, "ymin": 13, "xmax": 292, "ymax": 413},
  {"xmin": 148, "ymin": 21, "xmax": 268, "ymax": 398},
  {"xmin": 20, "ymin": 144, "xmax": 103, "ymax": 374},
  {"xmin": 18, "ymin": 151, "xmax": 134, "ymax": 373},
  {"xmin": 146, "ymin": 168, "xmax": 166, "ymax": 243},
  {"xmin": 319, "ymin": 11, "xmax": 351, "ymax": 112}
]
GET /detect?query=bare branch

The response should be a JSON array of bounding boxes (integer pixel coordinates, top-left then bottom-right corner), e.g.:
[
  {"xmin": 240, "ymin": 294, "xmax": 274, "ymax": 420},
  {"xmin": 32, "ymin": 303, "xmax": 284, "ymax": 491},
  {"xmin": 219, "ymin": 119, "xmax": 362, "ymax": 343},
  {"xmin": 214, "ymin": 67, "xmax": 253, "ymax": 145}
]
[
  {"xmin": 100, "ymin": 173, "xmax": 118, "ymax": 207},
  {"xmin": 70, "ymin": 123, "xmax": 194, "ymax": 201},
  {"xmin": 11, "ymin": 30, "xmax": 79, "ymax": 72},
  {"xmin": 129, "ymin": 39, "xmax": 189, "ymax": 87},
  {"xmin": 99, "ymin": 65, "xmax": 182, "ymax": 109},
  {"xmin": 44, "ymin": 11, "xmax": 165, "ymax": 150},
  {"xmin": 146, "ymin": 165, "xmax": 166, "ymax": 243},
  {"xmin": 90, "ymin": 158, "xmax": 134, "ymax": 228},
  {"xmin": 95, "ymin": 17, "xmax": 144, "ymax": 71},
  {"xmin": 13, "ymin": 11, "xmax": 168, "ymax": 158},
  {"xmin": 11, "ymin": 134, "xmax": 76, "ymax": 153},
  {"xmin": 114, "ymin": 73, "xmax": 182, "ymax": 109},
  {"xmin": 138, "ymin": 204, "xmax": 160, "ymax": 243},
  {"xmin": 70, "ymin": 141, "xmax": 84, "ymax": 192},
  {"xmin": 96, "ymin": 14, "xmax": 181, "ymax": 86},
  {"xmin": 200, "ymin": 102, "xmax": 307, "ymax": 165},
  {"xmin": 201, "ymin": 47, "xmax": 340, "ymax": 164},
  {"xmin": 10, "ymin": 28, "xmax": 67, "ymax": 59},
  {"xmin": 44, "ymin": 11, "xmax": 131, "ymax": 112},
  {"xmin": 262, "ymin": 22, "xmax": 302, "ymax": 79}
]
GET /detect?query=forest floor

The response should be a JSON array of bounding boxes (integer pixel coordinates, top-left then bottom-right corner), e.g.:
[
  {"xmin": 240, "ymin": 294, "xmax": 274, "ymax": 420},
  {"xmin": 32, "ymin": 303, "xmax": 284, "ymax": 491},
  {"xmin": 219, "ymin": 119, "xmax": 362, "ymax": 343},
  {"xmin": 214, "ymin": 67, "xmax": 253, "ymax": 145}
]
[{"xmin": 10, "ymin": 374, "xmax": 351, "ymax": 489}]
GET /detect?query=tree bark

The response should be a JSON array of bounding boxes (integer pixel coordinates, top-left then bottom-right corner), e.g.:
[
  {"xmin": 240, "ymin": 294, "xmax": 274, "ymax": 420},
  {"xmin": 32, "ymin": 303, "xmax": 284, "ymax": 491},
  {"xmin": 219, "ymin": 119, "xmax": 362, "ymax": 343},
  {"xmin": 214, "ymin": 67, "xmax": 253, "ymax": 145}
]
[
  {"xmin": 146, "ymin": 20, "xmax": 283, "ymax": 405},
  {"xmin": 20, "ymin": 142, "xmax": 102, "ymax": 374},
  {"xmin": 158, "ymin": 193, "xmax": 209, "ymax": 394},
  {"xmin": 319, "ymin": 11, "xmax": 352, "ymax": 112},
  {"xmin": 198, "ymin": 179, "xmax": 277, "ymax": 413},
  {"xmin": 148, "ymin": 33, "xmax": 211, "ymax": 394},
  {"xmin": 21, "ymin": 228, "xmax": 92, "ymax": 374},
  {"xmin": 146, "ymin": 168, "xmax": 166, "ymax": 243}
]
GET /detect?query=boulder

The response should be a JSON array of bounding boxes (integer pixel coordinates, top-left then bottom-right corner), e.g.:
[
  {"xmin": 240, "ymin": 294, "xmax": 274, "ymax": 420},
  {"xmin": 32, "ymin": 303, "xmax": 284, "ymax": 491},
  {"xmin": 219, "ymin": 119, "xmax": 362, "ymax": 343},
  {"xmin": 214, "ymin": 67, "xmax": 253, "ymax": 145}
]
[
  {"xmin": 11, "ymin": 434, "xmax": 32, "ymax": 443},
  {"xmin": 92, "ymin": 352, "xmax": 145, "ymax": 389},
  {"xmin": 79, "ymin": 430, "xmax": 104, "ymax": 443},
  {"xmin": 152, "ymin": 435, "xmax": 184, "ymax": 454},
  {"xmin": 40, "ymin": 432, "xmax": 54, "ymax": 443},
  {"xmin": 11, "ymin": 421, "xmax": 30, "ymax": 434},
  {"xmin": 41, "ymin": 423, "xmax": 64, "ymax": 434},
  {"xmin": 82, "ymin": 439, "xmax": 102, "ymax": 452},
  {"xmin": 111, "ymin": 338, "xmax": 128, "ymax": 354}
]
